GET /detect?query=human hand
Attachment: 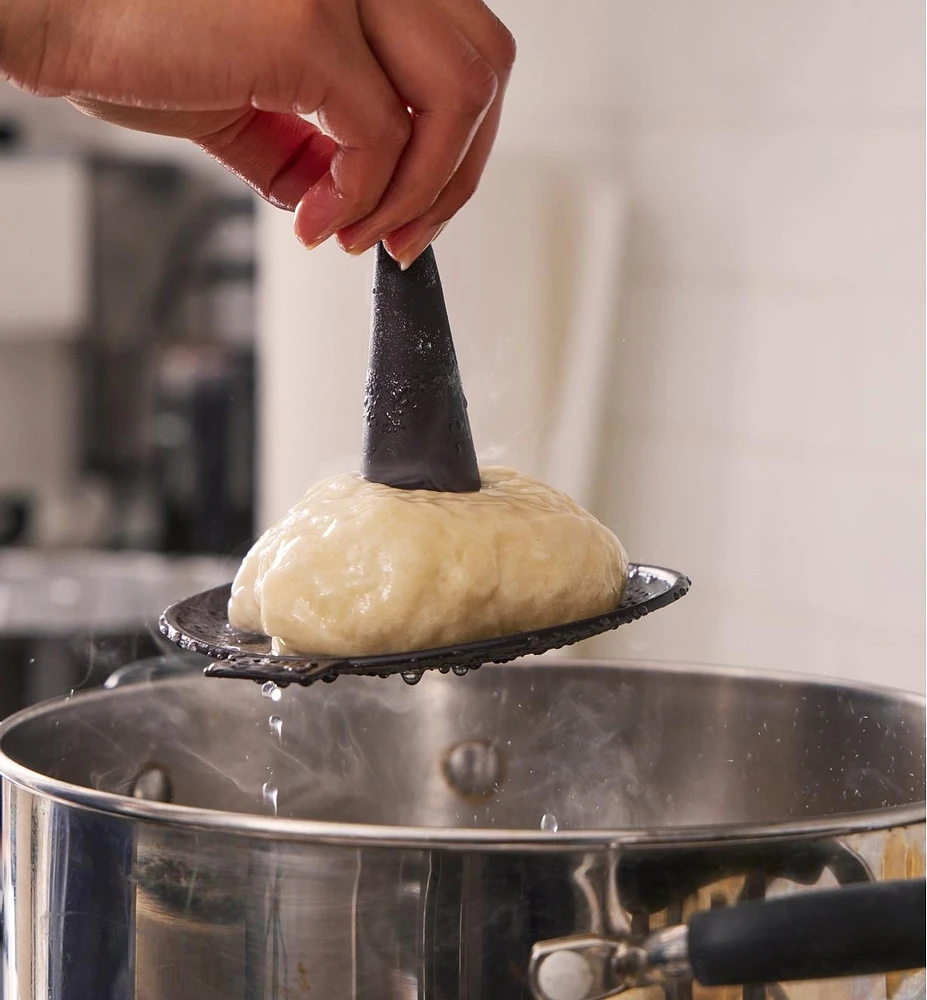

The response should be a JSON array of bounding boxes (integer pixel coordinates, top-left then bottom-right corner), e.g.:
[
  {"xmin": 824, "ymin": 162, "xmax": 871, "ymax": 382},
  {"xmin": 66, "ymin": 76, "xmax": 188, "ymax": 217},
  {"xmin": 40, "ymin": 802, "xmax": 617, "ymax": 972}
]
[{"xmin": 0, "ymin": 0, "xmax": 514, "ymax": 267}]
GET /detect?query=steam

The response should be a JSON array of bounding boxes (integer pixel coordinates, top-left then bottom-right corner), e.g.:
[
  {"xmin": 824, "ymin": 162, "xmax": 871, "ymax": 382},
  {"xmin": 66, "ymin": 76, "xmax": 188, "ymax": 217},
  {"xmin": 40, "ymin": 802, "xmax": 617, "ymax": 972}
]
[
  {"xmin": 76, "ymin": 663, "xmax": 667, "ymax": 833},
  {"xmin": 488, "ymin": 674, "xmax": 665, "ymax": 831}
]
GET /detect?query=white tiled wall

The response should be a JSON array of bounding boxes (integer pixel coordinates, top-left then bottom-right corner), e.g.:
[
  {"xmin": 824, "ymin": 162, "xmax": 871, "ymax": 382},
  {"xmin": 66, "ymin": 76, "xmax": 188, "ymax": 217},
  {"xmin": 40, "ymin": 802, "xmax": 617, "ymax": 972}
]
[
  {"xmin": 487, "ymin": 0, "xmax": 925, "ymax": 691},
  {"xmin": 251, "ymin": 2, "xmax": 924, "ymax": 693}
]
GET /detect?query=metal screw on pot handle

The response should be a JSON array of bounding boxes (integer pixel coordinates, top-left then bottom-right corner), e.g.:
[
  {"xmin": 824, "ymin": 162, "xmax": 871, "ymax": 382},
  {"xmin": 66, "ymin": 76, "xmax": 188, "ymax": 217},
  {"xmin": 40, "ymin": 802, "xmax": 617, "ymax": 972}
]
[
  {"xmin": 529, "ymin": 878, "xmax": 927, "ymax": 1000},
  {"xmin": 528, "ymin": 936, "xmax": 620, "ymax": 1000},
  {"xmin": 528, "ymin": 928, "xmax": 692, "ymax": 1000}
]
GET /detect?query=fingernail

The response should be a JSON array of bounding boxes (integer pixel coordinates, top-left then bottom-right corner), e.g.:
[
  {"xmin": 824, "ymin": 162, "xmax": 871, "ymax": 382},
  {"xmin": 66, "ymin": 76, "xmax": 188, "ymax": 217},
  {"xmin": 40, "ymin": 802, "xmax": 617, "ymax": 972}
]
[
  {"xmin": 300, "ymin": 232, "xmax": 332, "ymax": 251},
  {"xmin": 334, "ymin": 232, "xmax": 369, "ymax": 256},
  {"xmin": 294, "ymin": 180, "xmax": 343, "ymax": 250},
  {"xmin": 387, "ymin": 224, "xmax": 444, "ymax": 271},
  {"xmin": 336, "ymin": 223, "xmax": 381, "ymax": 257}
]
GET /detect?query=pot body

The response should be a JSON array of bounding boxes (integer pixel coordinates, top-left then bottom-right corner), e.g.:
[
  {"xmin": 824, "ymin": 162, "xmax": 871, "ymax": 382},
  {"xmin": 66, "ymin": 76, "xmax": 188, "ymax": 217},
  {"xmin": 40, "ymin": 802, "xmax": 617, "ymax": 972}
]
[{"xmin": 1, "ymin": 660, "xmax": 924, "ymax": 1000}]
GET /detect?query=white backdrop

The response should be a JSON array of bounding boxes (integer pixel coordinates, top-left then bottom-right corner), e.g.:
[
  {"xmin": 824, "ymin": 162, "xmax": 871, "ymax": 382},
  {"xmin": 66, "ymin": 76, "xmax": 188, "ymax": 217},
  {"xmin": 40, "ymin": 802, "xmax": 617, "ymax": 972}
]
[{"xmin": 257, "ymin": 0, "xmax": 925, "ymax": 693}]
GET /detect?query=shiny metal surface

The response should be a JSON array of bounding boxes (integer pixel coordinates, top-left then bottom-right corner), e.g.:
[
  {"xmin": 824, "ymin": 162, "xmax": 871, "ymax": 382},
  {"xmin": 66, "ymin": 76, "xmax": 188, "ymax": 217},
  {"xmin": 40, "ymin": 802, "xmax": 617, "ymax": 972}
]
[
  {"xmin": 639, "ymin": 926, "xmax": 690, "ymax": 981},
  {"xmin": 0, "ymin": 659, "xmax": 924, "ymax": 999},
  {"xmin": 0, "ymin": 657, "xmax": 922, "ymax": 845},
  {"xmin": 528, "ymin": 925, "xmax": 693, "ymax": 1000}
]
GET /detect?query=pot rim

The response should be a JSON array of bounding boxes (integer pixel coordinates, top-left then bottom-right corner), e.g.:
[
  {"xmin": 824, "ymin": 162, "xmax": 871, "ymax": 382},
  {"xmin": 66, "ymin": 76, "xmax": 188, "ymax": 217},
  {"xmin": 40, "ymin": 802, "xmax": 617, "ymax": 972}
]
[{"xmin": 0, "ymin": 658, "xmax": 924, "ymax": 852}]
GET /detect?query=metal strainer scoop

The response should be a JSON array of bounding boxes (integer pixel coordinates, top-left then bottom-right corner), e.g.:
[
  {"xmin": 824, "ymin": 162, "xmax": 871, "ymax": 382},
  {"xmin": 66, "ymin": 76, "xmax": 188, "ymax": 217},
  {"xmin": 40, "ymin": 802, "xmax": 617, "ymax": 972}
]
[{"xmin": 159, "ymin": 245, "xmax": 690, "ymax": 685}]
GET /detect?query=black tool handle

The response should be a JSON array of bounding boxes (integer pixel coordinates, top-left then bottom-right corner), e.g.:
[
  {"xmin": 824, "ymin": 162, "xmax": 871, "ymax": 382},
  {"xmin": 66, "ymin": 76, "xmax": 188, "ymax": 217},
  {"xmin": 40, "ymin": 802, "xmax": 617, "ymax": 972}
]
[
  {"xmin": 362, "ymin": 243, "xmax": 480, "ymax": 492},
  {"xmin": 689, "ymin": 878, "xmax": 925, "ymax": 986}
]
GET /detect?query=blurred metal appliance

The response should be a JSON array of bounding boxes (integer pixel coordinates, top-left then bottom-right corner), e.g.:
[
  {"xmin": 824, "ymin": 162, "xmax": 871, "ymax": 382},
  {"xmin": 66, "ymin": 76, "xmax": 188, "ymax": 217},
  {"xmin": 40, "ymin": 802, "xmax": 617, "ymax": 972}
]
[
  {"xmin": 0, "ymin": 147, "xmax": 257, "ymax": 554},
  {"xmin": 82, "ymin": 157, "xmax": 257, "ymax": 554},
  {"xmin": 0, "ymin": 548, "xmax": 228, "ymax": 717},
  {"xmin": 0, "ymin": 659, "xmax": 923, "ymax": 999}
]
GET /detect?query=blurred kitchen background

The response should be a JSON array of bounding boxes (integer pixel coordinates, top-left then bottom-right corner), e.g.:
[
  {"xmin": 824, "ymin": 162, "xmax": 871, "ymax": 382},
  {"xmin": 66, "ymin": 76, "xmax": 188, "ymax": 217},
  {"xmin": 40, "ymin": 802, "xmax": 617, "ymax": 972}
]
[{"xmin": 0, "ymin": 0, "xmax": 923, "ymax": 710}]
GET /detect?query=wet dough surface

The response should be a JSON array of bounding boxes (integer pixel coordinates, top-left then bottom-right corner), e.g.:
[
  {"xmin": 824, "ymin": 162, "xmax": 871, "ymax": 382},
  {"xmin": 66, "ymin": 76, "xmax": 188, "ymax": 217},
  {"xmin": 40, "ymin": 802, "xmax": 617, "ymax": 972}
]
[{"xmin": 229, "ymin": 467, "xmax": 628, "ymax": 656}]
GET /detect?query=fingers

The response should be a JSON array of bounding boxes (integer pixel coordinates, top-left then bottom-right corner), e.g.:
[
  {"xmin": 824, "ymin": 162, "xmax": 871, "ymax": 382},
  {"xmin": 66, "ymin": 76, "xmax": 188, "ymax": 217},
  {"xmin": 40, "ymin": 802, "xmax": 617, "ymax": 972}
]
[
  {"xmin": 67, "ymin": 99, "xmax": 336, "ymax": 211},
  {"xmin": 61, "ymin": 0, "xmax": 515, "ymax": 256},
  {"xmin": 338, "ymin": 0, "xmax": 515, "ymax": 265},
  {"xmin": 195, "ymin": 111, "xmax": 336, "ymax": 211},
  {"xmin": 382, "ymin": 97, "xmax": 503, "ymax": 267},
  {"xmin": 332, "ymin": 0, "xmax": 496, "ymax": 256},
  {"xmin": 292, "ymin": 24, "xmax": 412, "ymax": 248}
]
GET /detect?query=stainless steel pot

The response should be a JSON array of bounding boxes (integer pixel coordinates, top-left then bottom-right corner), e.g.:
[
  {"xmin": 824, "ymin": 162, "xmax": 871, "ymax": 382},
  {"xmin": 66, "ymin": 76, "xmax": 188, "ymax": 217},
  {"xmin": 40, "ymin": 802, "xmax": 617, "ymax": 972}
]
[{"xmin": 0, "ymin": 658, "xmax": 923, "ymax": 1000}]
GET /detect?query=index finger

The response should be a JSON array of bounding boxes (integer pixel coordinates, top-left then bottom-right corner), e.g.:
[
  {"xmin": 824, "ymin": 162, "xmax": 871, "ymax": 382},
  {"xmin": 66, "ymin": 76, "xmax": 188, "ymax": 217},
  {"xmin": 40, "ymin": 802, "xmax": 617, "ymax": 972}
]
[
  {"xmin": 335, "ymin": 0, "xmax": 499, "ymax": 256},
  {"xmin": 67, "ymin": 99, "xmax": 337, "ymax": 212},
  {"xmin": 293, "ymin": 39, "xmax": 411, "ymax": 249}
]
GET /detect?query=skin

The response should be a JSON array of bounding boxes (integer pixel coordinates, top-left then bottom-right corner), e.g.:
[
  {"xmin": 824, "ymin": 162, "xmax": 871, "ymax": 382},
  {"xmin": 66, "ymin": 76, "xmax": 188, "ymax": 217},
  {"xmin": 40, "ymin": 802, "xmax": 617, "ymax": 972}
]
[{"xmin": 0, "ymin": 0, "xmax": 515, "ymax": 268}]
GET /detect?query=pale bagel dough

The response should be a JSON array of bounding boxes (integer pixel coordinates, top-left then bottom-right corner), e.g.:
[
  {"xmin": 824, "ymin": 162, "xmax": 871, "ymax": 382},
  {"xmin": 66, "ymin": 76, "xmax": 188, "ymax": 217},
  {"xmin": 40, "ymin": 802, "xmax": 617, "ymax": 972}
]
[{"xmin": 228, "ymin": 467, "xmax": 628, "ymax": 656}]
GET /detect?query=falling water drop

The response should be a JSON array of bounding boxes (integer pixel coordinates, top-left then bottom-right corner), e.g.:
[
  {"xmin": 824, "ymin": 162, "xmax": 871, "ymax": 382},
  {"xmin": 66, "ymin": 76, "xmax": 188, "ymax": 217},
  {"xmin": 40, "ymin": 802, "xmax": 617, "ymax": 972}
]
[
  {"xmin": 262, "ymin": 781, "xmax": 279, "ymax": 816},
  {"xmin": 400, "ymin": 670, "xmax": 423, "ymax": 685},
  {"xmin": 268, "ymin": 715, "xmax": 283, "ymax": 740},
  {"xmin": 261, "ymin": 681, "xmax": 282, "ymax": 702},
  {"xmin": 540, "ymin": 812, "xmax": 559, "ymax": 833}
]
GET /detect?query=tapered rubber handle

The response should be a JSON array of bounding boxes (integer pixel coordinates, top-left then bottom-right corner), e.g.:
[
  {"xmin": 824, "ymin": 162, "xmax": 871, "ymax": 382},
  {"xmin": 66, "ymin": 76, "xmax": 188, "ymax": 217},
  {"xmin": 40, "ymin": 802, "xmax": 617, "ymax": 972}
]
[
  {"xmin": 689, "ymin": 878, "xmax": 926, "ymax": 986},
  {"xmin": 361, "ymin": 243, "xmax": 480, "ymax": 492}
]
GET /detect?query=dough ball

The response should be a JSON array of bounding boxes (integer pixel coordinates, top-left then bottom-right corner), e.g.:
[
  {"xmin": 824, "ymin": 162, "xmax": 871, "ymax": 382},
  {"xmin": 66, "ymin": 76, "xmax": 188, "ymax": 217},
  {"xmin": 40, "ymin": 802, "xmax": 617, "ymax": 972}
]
[{"xmin": 229, "ymin": 467, "xmax": 628, "ymax": 656}]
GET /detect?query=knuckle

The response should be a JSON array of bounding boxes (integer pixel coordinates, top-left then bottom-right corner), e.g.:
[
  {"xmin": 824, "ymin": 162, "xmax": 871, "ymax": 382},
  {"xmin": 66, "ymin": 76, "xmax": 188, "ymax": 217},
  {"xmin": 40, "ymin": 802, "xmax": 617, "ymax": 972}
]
[
  {"xmin": 457, "ymin": 55, "xmax": 498, "ymax": 113},
  {"xmin": 491, "ymin": 23, "xmax": 517, "ymax": 74},
  {"xmin": 377, "ymin": 107, "xmax": 413, "ymax": 147}
]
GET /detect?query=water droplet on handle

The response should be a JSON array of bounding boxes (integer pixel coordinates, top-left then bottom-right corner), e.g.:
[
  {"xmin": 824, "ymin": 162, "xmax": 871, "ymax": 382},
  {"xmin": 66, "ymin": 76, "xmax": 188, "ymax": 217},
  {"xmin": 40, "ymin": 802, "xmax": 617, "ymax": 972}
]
[
  {"xmin": 452, "ymin": 665, "xmax": 470, "ymax": 677},
  {"xmin": 401, "ymin": 669, "xmax": 423, "ymax": 685}
]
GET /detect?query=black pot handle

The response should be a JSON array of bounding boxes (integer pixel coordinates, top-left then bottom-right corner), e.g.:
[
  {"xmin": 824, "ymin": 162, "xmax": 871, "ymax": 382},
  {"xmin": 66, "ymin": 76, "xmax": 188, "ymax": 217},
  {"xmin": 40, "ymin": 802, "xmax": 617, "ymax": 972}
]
[{"xmin": 689, "ymin": 877, "xmax": 925, "ymax": 986}]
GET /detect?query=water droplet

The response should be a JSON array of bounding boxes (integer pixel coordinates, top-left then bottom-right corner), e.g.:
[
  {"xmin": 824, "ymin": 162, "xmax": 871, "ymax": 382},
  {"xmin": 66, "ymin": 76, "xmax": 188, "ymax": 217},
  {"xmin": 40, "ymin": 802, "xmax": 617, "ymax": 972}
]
[
  {"xmin": 268, "ymin": 715, "xmax": 282, "ymax": 740},
  {"xmin": 540, "ymin": 812, "xmax": 559, "ymax": 833},
  {"xmin": 262, "ymin": 781, "xmax": 279, "ymax": 816},
  {"xmin": 452, "ymin": 665, "xmax": 469, "ymax": 677},
  {"xmin": 438, "ymin": 666, "xmax": 450, "ymax": 674},
  {"xmin": 401, "ymin": 669, "xmax": 423, "ymax": 685},
  {"xmin": 261, "ymin": 681, "xmax": 282, "ymax": 702}
]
